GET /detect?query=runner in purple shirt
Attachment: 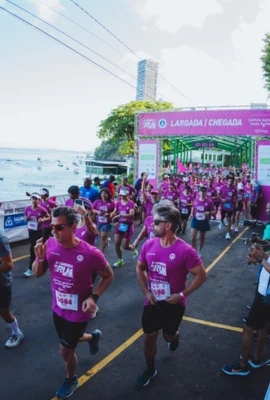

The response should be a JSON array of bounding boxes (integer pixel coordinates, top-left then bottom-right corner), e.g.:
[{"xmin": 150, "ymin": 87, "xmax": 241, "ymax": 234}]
[
  {"xmin": 136, "ymin": 201, "xmax": 206, "ymax": 387},
  {"xmin": 218, "ymin": 176, "xmax": 237, "ymax": 240},
  {"xmin": 39, "ymin": 188, "xmax": 58, "ymax": 242},
  {"xmin": 32, "ymin": 206, "xmax": 114, "ymax": 399}
]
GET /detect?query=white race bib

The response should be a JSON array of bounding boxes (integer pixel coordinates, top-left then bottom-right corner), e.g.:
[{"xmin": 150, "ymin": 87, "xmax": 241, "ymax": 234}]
[
  {"xmin": 55, "ymin": 290, "xmax": 78, "ymax": 311},
  {"xmin": 258, "ymin": 268, "xmax": 270, "ymax": 296},
  {"xmin": 28, "ymin": 220, "xmax": 38, "ymax": 231},
  {"xmin": 196, "ymin": 212, "xmax": 205, "ymax": 221},
  {"xmin": 98, "ymin": 215, "xmax": 108, "ymax": 223},
  {"xmin": 150, "ymin": 281, "xmax": 171, "ymax": 301},
  {"xmin": 181, "ymin": 208, "xmax": 188, "ymax": 214}
]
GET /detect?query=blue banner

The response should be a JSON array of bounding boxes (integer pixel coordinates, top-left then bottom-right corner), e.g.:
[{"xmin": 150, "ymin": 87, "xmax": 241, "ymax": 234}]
[{"xmin": 4, "ymin": 213, "xmax": 27, "ymax": 229}]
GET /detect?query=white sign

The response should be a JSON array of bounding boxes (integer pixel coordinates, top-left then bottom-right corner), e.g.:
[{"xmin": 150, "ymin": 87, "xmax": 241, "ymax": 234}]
[
  {"xmin": 138, "ymin": 143, "xmax": 158, "ymax": 180},
  {"xmin": 257, "ymin": 145, "xmax": 270, "ymax": 186}
]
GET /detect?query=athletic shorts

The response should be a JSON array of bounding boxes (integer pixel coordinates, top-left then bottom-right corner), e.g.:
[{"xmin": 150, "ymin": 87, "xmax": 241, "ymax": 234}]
[
  {"xmin": 114, "ymin": 223, "xmax": 134, "ymax": 240},
  {"xmin": 190, "ymin": 217, "xmax": 210, "ymax": 232},
  {"xmin": 221, "ymin": 210, "xmax": 234, "ymax": 219},
  {"xmin": 142, "ymin": 302, "xmax": 185, "ymax": 335},
  {"xmin": 53, "ymin": 312, "xmax": 88, "ymax": 349},
  {"xmin": 0, "ymin": 285, "xmax": 12, "ymax": 309},
  {"xmin": 246, "ymin": 292, "xmax": 270, "ymax": 330},
  {"xmin": 180, "ymin": 212, "xmax": 191, "ymax": 221},
  {"xmin": 98, "ymin": 223, "xmax": 113, "ymax": 232},
  {"xmin": 235, "ymin": 202, "xmax": 244, "ymax": 213}
]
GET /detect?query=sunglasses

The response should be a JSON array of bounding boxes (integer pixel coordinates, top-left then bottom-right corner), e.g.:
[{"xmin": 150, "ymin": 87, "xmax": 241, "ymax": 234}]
[
  {"xmin": 153, "ymin": 219, "xmax": 169, "ymax": 226},
  {"xmin": 50, "ymin": 224, "xmax": 69, "ymax": 232}
]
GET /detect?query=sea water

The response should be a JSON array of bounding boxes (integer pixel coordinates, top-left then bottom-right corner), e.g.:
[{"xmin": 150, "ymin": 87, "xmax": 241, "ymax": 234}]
[{"xmin": 0, "ymin": 147, "xmax": 88, "ymax": 202}]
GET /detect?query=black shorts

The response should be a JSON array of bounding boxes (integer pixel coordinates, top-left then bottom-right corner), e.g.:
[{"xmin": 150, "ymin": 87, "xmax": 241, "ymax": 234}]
[
  {"xmin": 221, "ymin": 209, "xmax": 234, "ymax": 219},
  {"xmin": 246, "ymin": 292, "xmax": 270, "ymax": 330},
  {"xmin": 180, "ymin": 212, "xmax": 191, "ymax": 221},
  {"xmin": 0, "ymin": 285, "xmax": 12, "ymax": 309},
  {"xmin": 235, "ymin": 202, "xmax": 244, "ymax": 213},
  {"xmin": 142, "ymin": 302, "xmax": 185, "ymax": 335},
  {"xmin": 53, "ymin": 312, "xmax": 88, "ymax": 349},
  {"xmin": 190, "ymin": 217, "xmax": 210, "ymax": 232}
]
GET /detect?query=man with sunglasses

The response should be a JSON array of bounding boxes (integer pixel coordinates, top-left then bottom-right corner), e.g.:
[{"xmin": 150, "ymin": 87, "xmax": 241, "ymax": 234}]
[
  {"xmin": 136, "ymin": 201, "xmax": 206, "ymax": 387},
  {"xmin": 32, "ymin": 206, "xmax": 114, "ymax": 399}
]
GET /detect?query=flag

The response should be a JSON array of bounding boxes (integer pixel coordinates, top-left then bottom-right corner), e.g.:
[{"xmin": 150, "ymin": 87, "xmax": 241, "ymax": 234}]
[{"xmin": 177, "ymin": 158, "xmax": 187, "ymax": 173}]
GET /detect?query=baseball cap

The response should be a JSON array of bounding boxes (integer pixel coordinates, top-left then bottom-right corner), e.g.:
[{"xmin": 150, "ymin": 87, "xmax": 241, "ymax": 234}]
[
  {"xmin": 183, "ymin": 177, "xmax": 189, "ymax": 182},
  {"xmin": 31, "ymin": 192, "xmax": 41, "ymax": 199},
  {"xmin": 119, "ymin": 188, "xmax": 129, "ymax": 196},
  {"xmin": 237, "ymin": 183, "xmax": 244, "ymax": 190}
]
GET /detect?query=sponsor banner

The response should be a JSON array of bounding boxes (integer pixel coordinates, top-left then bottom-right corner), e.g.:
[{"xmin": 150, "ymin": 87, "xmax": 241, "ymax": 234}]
[
  {"xmin": 256, "ymin": 141, "xmax": 270, "ymax": 221},
  {"xmin": 138, "ymin": 139, "xmax": 159, "ymax": 189},
  {"xmin": 0, "ymin": 195, "xmax": 68, "ymax": 243},
  {"xmin": 138, "ymin": 109, "xmax": 270, "ymax": 137}
]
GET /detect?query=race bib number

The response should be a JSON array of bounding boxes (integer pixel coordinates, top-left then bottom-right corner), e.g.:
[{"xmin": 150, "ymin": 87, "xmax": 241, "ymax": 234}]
[
  {"xmin": 224, "ymin": 202, "xmax": 231, "ymax": 209},
  {"xmin": 118, "ymin": 223, "xmax": 129, "ymax": 232},
  {"xmin": 207, "ymin": 192, "xmax": 212, "ymax": 197},
  {"xmin": 196, "ymin": 212, "xmax": 205, "ymax": 221},
  {"xmin": 150, "ymin": 281, "xmax": 171, "ymax": 301},
  {"xmin": 55, "ymin": 290, "xmax": 78, "ymax": 311},
  {"xmin": 181, "ymin": 208, "xmax": 188, "ymax": 214},
  {"xmin": 98, "ymin": 215, "xmax": 108, "ymax": 223},
  {"xmin": 28, "ymin": 220, "xmax": 38, "ymax": 231}
]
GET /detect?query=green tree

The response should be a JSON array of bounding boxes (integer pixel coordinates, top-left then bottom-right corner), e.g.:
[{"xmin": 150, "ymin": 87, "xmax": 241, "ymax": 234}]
[
  {"xmin": 261, "ymin": 32, "xmax": 270, "ymax": 94},
  {"xmin": 96, "ymin": 100, "xmax": 174, "ymax": 157},
  {"xmin": 94, "ymin": 138, "xmax": 125, "ymax": 160}
]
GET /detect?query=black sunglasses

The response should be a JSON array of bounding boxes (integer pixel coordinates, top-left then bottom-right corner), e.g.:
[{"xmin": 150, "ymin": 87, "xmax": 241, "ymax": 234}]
[
  {"xmin": 51, "ymin": 224, "xmax": 69, "ymax": 232},
  {"xmin": 153, "ymin": 219, "xmax": 169, "ymax": 226}
]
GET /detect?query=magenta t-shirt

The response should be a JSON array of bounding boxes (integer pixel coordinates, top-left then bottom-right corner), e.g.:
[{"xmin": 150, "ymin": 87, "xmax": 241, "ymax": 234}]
[
  {"xmin": 75, "ymin": 225, "xmax": 96, "ymax": 246},
  {"xmin": 192, "ymin": 198, "xmax": 214, "ymax": 220},
  {"xmin": 24, "ymin": 205, "xmax": 48, "ymax": 231},
  {"xmin": 219, "ymin": 185, "xmax": 237, "ymax": 211},
  {"xmin": 179, "ymin": 193, "xmax": 193, "ymax": 213},
  {"xmin": 139, "ymin": 238, "xmax": 201, "ymax": 305},
  {"xmin": 163, "ymin": 190, "xmax": 179, "ymax": 202},
  {"xmin": 206, "ymin": 187, "xmax": 217, "ymax": 199},
  {"xmin": 65, "ymin": 198, "xmax": 74, "ymax": 207},
  {"xmin": 45, "ymin": 238, "xmax": 107, "ymax": 322},
  {"xmin": 93, "ymin": 199, "xmax": 115, "ymax": 225},
  {"xmin": 116, "ymin": 199, "xmax": 135, "ymax": 224},
  {"xmin": 39, "ymin": 199, "xmax": 58, "ymax": 228},
  {"xmin": 144, "ymin": 216, "xmax": 154, "ymax": 238}
]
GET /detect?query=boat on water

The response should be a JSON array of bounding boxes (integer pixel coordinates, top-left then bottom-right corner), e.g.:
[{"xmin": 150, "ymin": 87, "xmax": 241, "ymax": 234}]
[
  {"xmin": 0, "ymin": 177, "xmax": 4, "ymax": 181},
  {"xmin": 16, "ymin": 160, "xmax": 22, "ymax": 164},
  {"xmin": 73, "ymin": 168, "xmax": 79, "ymax": 174},
  {"xmin": 57, "ymin": 163, "xmax": 64, "ymax": 167},
  {"xmin": 19, "ymin": 182, "xmax": 55, "ymax": 187}
]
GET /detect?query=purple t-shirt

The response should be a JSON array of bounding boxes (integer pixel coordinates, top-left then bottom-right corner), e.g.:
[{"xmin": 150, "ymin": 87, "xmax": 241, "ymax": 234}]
[
  {"xmin": 163, "ymin": 190, "xmax": 179, "ymax": 202},
  {"xmin": 116, "ymin": 200, "xmax": 135, "ymax": 224},
  {"xmin": 24, "ymin": 205, "xmax": 48, "ymax": 231},
  {"xmin": 193, "ymin": 198, "xmax": 214, "ymax": 220},
  {"xmin": 139, "ymin": 238, "xmax": 201, "ymax": 305},
  {"xmin": 93, "ymin": 199, "xmax": 115, "ymax": 225},
  {"xmin": 179, "ymin": 193, "xmax": 193, "ymax": 214},
  {"xmin": 45, "ymin": 238, "xmax": 107, "ymax": 322},
  {"xmin": 75, "ymin": 225, "xmax": 96, "ymax": 246},
  {"xmin": 65, "ymin": 198, "xmax": 74, "ymax": 207},
  {"xmin": 206, "ymin": 186, "xmax": 217, "ymax": 200},
  {"xmin": 39, "ymin": 199, "xmax": 58, "ymax": 228},
  {"xmin": 219, "ymin": 185, "xmax": 237, "ymax": 211},
  {"xmin": 144, "ymin": 216, "xmax": 154, "ymax": 238}
]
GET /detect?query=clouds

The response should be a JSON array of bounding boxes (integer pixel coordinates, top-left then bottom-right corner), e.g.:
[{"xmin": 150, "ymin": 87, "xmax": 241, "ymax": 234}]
[
  {"xmin": 28, "ymin": 0, "xmax": 65, "ymax": 23},
  {"xmin": 132, "ymin": 0, "xmax": 223, "ymax": 32}
]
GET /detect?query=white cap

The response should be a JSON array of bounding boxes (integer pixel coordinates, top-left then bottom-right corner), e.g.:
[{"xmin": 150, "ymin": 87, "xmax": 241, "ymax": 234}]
[
  {"xmin": 237, "ymin": 183, "xmax": 243, "ymax": 190},
  {"xmin": 183, "ymin": 177, "xmax": 189, "ymax": 182},
  {"xmin": 119, "ymin": 188, "xmax": 129, "ymax": 196},
  {"xmin": 251, "ymin": 179, "xmax": 257, "ymax": 185},
  {"xmin": 31, "ymin": 192, "xmax": 41, "ymax": 199}
]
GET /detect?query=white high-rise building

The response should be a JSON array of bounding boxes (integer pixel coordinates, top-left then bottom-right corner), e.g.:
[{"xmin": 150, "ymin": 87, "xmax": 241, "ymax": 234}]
[{"xmin": 136, "ymin": 59, "xmax": 158, "ymax": 101}]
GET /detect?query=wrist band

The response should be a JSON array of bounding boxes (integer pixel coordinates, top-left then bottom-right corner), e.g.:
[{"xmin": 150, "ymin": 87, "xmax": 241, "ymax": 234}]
[
  {"xmin": 36, "ymin": 258, "xmax": 44, "ymax": 262},
  {"xmin": 179, "ymin": 292, "xmax": 186, "ymax": 301}
]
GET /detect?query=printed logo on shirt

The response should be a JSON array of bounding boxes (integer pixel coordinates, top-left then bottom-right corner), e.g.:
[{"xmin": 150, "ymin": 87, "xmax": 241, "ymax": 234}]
[
  {"xmin": 77, "ymin": 255, "xmax": 84, "ymax": 262},
  {"xmin": 150, "ymin": 261, "xmax": 167, "ymax": 276},
  {"xmin": 54, "ymin": 261, "xmax": 73, "ymax": 278},
  {"xmin": 169, "ymin": 253, "xmax": 175, "ymax": 260}
]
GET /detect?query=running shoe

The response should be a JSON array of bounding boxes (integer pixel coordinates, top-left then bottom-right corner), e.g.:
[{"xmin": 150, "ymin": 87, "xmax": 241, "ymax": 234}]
[
  {"xmin": 231, "ymin": 224, "xmax": 235, "ymax": 230},
  {"xmin": 89, "ymin": 329, "xmax": 102, "ymax": 355},
  {"xmin": 248, "ymin": 358, "xmax": 270, "ymax": 368},
  {"xmin": 218, "ymin": 222, "xmax": 225, "ymax": 230},
  {"xmin": 23, "ymin": 269, "xmax": 33, "ymax": 277},
  {"xmin": 234, "ymin": 227, "xmax": 239, "ymax": 232},
  {"xmin": 56, "ymin": 377, "xmax": 79, "ymax": 398},
  {"xmin": 91, "ymin": 305, "xmax": 99, "ymax": 319},
  {"xmin": 225, "ymin": 232, "xmax": 231, "ymax": 240},
  {"xmin": 136, "ymin": 368, "xmax": 157, "ymax": 387},
  {"xmin": 221, "ymin": 361, "xmax": 250, "ymax": 376},
  {"xmin": 113, "ymin": 259, "xmax": 124, "ymax": 268},
  {"xmin": 168, "ymin": 330, "xmax": 180, "ymax": 351},
  {"xmin": 132, "ymin": 249, "xmax": 139, "ymax": 259},
  {"xmin": 5, "ymin": 330, "xmax": 24, "ymax": 348}
]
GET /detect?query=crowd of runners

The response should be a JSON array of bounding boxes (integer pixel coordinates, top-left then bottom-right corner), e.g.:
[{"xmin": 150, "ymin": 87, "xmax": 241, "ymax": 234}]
[{"xmin": 0, "ymin": 165, "xmax": 270, "ymax": 399}]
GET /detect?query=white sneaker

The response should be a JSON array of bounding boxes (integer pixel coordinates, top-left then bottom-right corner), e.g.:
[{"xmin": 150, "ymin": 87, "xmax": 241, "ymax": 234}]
[
  {"xmin": 218, "ymin": 222, "xmax": 225, "ymax": 230},
  {"xmin": 5, "ymin": 330, "xmax": 24, "ymax": 348},
  {"xmin": 23, "ymin": 269, "xmax": 33, "ymax": 277},
  {"xmin": 231, "ymin": 224, "xmax": 235, "ymax": 230},
  {"xmin": 225, "ymin": 232, "xmax": 231, "ymax": 240},
  {"xmin": 234, "ymin": 227, "xmax": 239, "ymax": 232},
  {"xmin": 91, "ymin": 305, "xmax": 99, "ymax": 319}
]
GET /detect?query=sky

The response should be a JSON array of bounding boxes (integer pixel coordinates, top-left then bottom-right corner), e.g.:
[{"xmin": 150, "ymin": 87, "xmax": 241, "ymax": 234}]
[{"xmin": 0, "ymin": 0, "xmax": 269, "ymax": 152}]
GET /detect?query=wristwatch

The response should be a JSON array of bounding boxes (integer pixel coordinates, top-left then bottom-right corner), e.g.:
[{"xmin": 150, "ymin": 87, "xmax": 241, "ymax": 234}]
[
  {"xmin": 258, "ymin": 257, "xmax": 264, "ymax": 264},
  {"xmin": 90, "ymin": 293, "xmax": 99, "ymax": 302}
]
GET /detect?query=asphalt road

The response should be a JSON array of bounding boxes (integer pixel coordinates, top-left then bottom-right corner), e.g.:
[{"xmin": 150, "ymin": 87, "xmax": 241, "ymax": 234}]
[{"xmin": 1, "ymin": 220, "xmax": 269, "ymax": 400}]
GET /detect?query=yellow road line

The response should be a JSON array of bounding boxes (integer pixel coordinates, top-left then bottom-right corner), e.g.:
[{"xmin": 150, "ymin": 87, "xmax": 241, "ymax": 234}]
[
  {"xmin": 205, "ymin": 227, "xmax": 248, "ymax": 273},
  {"xmin": 183, "ymin": 316, "xmax": 242, "ymax": 332},
  {"xmin": 13, "ymin": 255, "xmax": 29, "ymax": 262},
  {"xmin": 50, "ymin": 329, "xmax": 143, "ymax": 400}
]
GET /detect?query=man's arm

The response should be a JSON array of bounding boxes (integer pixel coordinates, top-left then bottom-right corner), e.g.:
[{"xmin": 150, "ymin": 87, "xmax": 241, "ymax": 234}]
[
  {"xmin": 0, "ymin": 235, "xmax": 13, "ymax": 273},
  {"xmin": 182, "ymin": 264, "xmax": 207, "ymax": 297},
  {"xmin": 93, "ymin": 263, "xmax": 114, "ymax": 297},
  {"xmin": 32, "ymin": 239, "xmax": 48, "ymax": 278},
  {"xmin": 136, "ymin": 260, "xmax": 156, "ymax": 304}
]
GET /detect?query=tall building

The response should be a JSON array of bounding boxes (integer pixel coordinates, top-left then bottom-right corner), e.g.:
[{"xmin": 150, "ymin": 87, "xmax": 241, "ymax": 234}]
[{"xmin": 136, "ymin": 59, "xmax": 158, "ymax": 101}]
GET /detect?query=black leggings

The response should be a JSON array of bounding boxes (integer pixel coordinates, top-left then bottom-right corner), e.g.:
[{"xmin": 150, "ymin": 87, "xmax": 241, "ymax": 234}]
[{"xmin": 28, "ymin": 230, "xmax": 43, "ymax": 270}]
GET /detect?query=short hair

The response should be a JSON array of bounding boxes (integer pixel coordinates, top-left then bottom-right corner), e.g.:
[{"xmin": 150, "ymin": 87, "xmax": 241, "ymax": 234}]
[
  {"xmin": 226, "ymin": 175, "xmax": 234, "ymax": 182},
  {"xmin": 153, "ymin": 200, "xmax": 180, "ymax": 233},
  {"xmin": 68, "ymin": 185, "xmax": 80, "ymax": 195},
  {"xmin": 52, "ymin": 207, "xmax": 78, "ymax": 226}
]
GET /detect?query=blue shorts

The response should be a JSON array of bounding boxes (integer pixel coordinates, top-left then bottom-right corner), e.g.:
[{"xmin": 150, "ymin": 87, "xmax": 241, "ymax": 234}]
[
  {"xmin": 191, "ymin": 217, "xmax": 210, "ymax": 232},
  {"xmin": 98, "ymin": 223, "xmax": 113, "ymax": 232}
]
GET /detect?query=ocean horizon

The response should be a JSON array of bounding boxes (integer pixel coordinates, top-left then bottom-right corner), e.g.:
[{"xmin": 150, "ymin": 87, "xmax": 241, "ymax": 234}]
[{"xmin": 0, "ymin": 147, "xmax": 90, "ymax": 202}]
